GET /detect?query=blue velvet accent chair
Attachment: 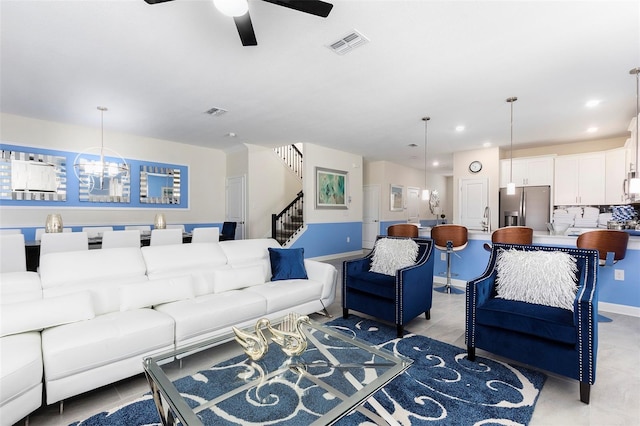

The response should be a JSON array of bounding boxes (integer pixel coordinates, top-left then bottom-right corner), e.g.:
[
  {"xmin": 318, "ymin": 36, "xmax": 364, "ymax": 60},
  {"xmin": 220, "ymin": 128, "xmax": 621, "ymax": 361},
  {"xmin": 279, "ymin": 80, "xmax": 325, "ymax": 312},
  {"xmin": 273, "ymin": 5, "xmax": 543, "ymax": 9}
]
[
  {"xmin": 466, "ymin": 243, "xmax": 599, "ymax": 404},
  {"xmin": 342, "ymin": 236, "xmax": 435, "ymax": 338}
]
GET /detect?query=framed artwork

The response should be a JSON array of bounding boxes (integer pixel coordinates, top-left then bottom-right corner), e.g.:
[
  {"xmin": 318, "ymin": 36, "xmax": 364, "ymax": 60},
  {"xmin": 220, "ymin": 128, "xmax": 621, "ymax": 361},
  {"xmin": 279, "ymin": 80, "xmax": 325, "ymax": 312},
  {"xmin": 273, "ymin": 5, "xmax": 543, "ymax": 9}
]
[
  {"xmin": 390, "ymin": 184, "xmax": 404, "ymax": 211},
  {"xmin": 315, "ymin": 167, "xmax": 348, "ymax": 209}
]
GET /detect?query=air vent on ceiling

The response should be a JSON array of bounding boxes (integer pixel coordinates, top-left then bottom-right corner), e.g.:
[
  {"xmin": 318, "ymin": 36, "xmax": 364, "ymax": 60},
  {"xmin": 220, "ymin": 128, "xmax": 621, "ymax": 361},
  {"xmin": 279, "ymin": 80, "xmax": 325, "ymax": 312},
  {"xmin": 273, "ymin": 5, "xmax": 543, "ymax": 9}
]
[
  {"xmin": 204, "ymin": 107, "xmax": 228, "ymax": 116},
  {"xmin": 327, "ymin": 30, "xmax": 369, "ymax": 55}
]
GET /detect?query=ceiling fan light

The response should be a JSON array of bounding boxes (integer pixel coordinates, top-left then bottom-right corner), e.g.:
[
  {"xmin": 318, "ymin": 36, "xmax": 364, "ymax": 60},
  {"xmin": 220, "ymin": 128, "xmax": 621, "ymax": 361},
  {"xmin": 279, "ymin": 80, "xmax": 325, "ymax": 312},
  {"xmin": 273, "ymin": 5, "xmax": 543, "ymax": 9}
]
[{"xmin": 213, "ymin": 0, "xmax": 248, "ymax": 17}]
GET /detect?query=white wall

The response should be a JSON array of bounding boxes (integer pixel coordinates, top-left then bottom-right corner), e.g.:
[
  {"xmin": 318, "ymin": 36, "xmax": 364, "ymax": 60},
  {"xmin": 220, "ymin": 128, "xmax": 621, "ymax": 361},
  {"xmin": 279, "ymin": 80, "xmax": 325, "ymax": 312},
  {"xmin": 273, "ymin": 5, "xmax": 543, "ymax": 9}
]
[
  {"xmin": 303, "ymin": 143, "xmax": 363, "ymax": 223},
  {"xmin": 246, "ymin": 144, "xmax": 302, "ymax": 238},
  {"xmin": 0, "ymin": 113, "xmax": 226, "ymax": 228},
  {"xmin": 453, "ymin": 147, "xmax": 500, "ymax": 228},
  {"xmin": 363, "ymin": 160, "xmax": 449, "ymax": 222}
]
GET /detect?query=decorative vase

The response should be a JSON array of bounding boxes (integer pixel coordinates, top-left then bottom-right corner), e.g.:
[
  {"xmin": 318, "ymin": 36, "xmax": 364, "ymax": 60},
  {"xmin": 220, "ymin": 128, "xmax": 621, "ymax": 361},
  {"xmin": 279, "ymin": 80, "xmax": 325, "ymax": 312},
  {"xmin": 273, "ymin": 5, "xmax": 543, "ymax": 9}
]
[
  {"xmin": 45, "ymin": 214, "xmax": 63, "ymax": 233},
  {"xmin": 154, "ymin": 213, "xmax": 166, "ymax": 229}
]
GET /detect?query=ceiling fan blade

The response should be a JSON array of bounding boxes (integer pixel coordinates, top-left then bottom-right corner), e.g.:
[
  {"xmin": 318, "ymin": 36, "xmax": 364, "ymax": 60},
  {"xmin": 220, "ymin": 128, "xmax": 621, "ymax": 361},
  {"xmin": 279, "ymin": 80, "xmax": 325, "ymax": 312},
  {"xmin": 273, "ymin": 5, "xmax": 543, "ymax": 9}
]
[
  {"xmin": 142, "ymin": 0, "xmax": 175, "ymax": 4},
  {"xmin": 261, "ymin": 0, "xmax": 333, "ymax": 18},
  {"xmin": 234, "ymin": 12, "xmax": 258, "ymax": 46}
]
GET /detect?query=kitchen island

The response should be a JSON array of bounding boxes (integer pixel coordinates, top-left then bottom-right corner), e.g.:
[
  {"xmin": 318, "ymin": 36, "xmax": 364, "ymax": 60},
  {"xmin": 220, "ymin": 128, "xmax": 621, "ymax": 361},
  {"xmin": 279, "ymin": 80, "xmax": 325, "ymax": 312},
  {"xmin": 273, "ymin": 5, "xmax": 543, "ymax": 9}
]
[{"xmin": 415, "ymin": 227, "xmax": 640, "ymax": 317}]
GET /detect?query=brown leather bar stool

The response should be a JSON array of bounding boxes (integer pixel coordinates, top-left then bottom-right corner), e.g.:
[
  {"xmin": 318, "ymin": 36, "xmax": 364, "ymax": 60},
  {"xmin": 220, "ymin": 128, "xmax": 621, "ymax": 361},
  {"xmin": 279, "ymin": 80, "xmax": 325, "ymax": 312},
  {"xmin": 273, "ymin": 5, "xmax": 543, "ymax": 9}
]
[
  {"xmin": 387, "ymin": 224, "xmax": 419, "ymax": 238},
  {"xmin": 577, "ymin": 229, "xmax": 629, "ymax": 322},
  {"xmin": 483, "ymin": 226, "xmax": 533, "ymax": 251},
  {"xmin": 431, "ymin": 224, "xmax": 468, "ymax": 294}
]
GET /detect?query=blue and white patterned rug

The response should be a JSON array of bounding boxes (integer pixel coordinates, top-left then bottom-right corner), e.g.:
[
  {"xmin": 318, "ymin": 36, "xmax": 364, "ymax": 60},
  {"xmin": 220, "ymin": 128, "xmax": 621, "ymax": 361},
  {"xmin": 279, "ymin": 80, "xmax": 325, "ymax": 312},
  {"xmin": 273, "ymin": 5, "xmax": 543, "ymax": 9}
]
[{"xmin": 71, "ymin": 316, "xmax": 545, "ymax": 425}]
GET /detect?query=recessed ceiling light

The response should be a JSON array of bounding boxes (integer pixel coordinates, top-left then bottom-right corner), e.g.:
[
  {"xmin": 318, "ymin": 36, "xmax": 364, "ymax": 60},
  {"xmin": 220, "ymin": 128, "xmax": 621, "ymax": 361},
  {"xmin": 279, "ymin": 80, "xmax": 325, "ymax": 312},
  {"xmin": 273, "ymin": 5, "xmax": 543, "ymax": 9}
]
[
  {"xmin": 226, "ymin": 132, "xmax": 237, "ymax": 137},
  {"xmin": 455, "ymin": 125, "xmax": 465, "ymax": 132},
  {"xmin": 432, "ymin": 161, "xmax": 439, "ymax": 167},
  {"xmin": 587, "ymin": 127, "xmax": 598, "ymax": 133},
  {"xmin": 483, "ymin": 142, "xmax": 492, "ymax": 148},
  {"xmin": 585, "ymin": 100, "xmax": 601, "ymax": 108}
]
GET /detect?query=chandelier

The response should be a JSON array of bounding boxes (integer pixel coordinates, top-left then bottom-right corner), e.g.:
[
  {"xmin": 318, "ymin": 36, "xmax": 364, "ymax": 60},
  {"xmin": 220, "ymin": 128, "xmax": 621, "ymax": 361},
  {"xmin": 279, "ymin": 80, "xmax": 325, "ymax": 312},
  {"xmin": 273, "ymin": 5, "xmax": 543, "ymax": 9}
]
[{"xmin": 73, "ymin": 106, "xmax": 129, "ymax": 193}]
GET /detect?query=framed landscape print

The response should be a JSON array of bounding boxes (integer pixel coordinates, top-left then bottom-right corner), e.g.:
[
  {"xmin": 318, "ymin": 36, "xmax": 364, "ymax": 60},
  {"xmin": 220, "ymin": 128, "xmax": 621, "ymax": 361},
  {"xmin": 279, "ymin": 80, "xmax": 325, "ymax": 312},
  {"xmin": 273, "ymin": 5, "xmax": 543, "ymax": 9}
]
[
  {"xmin": 390, "ymin": 184, "xmax": 404, "ymax": 211},
  {"xmin": 315, "ymin": 167, "xmax": 348, "ymax": 209}
]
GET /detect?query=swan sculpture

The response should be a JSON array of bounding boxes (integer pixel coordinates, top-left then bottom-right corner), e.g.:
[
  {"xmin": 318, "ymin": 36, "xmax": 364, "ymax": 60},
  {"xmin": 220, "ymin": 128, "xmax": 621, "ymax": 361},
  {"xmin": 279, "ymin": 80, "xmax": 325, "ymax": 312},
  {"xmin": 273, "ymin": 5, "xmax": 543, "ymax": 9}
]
[
  {"xmin": 233, "ymin": 318, "xmax": 271, "ymax": 361},
  {"xmin": 268, "ymin": 314, "xmax": 311, "ymax": 357}
]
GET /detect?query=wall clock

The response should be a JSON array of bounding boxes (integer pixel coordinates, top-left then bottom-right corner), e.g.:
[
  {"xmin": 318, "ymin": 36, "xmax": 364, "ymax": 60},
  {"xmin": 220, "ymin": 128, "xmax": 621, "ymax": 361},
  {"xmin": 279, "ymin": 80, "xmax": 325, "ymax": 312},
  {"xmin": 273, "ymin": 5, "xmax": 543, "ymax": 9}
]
[{"xmin": 469, "ymin": 160, "xmax": 482, "ymax": 173}]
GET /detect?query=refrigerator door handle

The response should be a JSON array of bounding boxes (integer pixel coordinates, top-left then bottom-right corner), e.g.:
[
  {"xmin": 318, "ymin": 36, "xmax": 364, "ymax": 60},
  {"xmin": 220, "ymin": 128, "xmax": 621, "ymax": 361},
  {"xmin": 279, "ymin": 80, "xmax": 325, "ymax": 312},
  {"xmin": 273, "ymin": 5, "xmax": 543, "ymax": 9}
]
[{"xmin": 520, "ymin": 190, "xmax": 526, "ymax": 226}]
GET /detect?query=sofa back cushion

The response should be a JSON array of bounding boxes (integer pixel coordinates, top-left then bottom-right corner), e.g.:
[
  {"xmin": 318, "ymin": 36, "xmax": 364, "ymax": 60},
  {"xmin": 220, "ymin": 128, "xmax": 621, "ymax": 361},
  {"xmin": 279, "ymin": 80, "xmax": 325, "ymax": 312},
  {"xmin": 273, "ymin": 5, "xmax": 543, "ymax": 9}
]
[
  {"xmin": 1, "ymin": 271, "xmax": 42, "ymax": 304},
  {"xmin": 141, "ymin": 243, "xmax": 228, "ymax": 295},
  {"xmin": 212, "ymin": 265, "xmax": 266, "ymax": 293},
  {"xmin": 39, "ymin": 247, "xmax": 148, "ymax": 315},
  {"xmin": 0, "ymin": 234, "xmax": 27, "ymax": 273},
  {"xmin": 120, "ymin": 276, "xmax": 196, "ymax": 310},
  {"xmin": 219, "ymin": 238, "xmax": 281, "ymax": 281}
]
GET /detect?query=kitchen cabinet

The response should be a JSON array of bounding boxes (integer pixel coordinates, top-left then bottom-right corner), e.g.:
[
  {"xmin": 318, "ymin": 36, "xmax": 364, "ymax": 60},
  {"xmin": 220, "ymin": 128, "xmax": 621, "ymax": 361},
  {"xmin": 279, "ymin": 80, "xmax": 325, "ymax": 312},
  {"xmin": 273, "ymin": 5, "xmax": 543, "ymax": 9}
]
[
  {"xmin": 554, "ymin": 153, "xmax": 605, "ymax": 205},
  {"xmin": 605, "ymin": 148, "xmax": 627, "ymax": 204},
  {"xmin": 500, "ymin": 156, "xmax": 554, "ymax": 188}
]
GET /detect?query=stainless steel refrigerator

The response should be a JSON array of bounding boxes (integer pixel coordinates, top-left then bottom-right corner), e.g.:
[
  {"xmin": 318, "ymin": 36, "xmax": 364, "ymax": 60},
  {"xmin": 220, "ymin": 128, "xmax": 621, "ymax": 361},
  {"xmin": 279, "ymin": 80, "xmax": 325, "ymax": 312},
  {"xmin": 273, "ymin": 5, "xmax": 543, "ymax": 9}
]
[{"xmin": 499, "ymin": 186, "xmax": 551, "ymax": 231}]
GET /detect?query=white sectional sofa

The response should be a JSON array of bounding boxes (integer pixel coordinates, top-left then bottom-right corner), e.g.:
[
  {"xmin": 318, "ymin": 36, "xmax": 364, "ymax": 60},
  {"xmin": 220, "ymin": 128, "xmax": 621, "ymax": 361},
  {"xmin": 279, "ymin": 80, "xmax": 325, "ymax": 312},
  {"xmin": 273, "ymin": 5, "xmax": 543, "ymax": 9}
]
[{"xmin": 0, "ymin": 237, "xmax": 337, "ymax": 425}]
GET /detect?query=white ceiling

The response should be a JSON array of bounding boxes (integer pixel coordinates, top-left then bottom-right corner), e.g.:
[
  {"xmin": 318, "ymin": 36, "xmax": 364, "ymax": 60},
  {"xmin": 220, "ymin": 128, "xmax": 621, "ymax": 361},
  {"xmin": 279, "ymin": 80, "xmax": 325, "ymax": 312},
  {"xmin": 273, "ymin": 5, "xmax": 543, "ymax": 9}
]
[{"xmin": 1, "ymin": 0, "xmax": 639, "ymax": 174}]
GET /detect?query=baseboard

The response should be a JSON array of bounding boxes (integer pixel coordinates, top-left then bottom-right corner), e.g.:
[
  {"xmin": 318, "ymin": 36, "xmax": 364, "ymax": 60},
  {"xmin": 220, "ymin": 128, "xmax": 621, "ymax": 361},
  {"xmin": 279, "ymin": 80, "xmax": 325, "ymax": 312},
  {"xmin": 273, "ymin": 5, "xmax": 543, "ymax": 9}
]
[
  {"xmin": 599, "ymin": 302, "xmax": 640, "ymax": 318},
  {"xmin": 310, "ymin": 250, "xmax": 366, "ymax": 262}
]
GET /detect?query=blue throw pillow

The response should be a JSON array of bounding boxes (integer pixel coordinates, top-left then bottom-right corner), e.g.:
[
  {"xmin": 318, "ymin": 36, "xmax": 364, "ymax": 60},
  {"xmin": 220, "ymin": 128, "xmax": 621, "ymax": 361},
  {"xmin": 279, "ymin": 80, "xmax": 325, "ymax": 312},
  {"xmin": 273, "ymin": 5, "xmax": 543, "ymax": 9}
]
[{"xmin": 268, "ymin": 247, "xmax": 308, "ymax": 281}]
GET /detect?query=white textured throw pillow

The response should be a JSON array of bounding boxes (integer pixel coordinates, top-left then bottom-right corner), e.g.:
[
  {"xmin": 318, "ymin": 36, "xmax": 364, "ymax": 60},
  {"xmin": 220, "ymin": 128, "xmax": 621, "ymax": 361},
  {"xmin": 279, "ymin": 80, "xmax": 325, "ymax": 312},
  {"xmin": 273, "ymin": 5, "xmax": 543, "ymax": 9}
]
[
  {"xmin": 370, "ymin": 238, "xmax": 419, "ymax": 276},
  {"xmin": 495, "ymin": 249, "xmax": 578, "ymax": 311}
]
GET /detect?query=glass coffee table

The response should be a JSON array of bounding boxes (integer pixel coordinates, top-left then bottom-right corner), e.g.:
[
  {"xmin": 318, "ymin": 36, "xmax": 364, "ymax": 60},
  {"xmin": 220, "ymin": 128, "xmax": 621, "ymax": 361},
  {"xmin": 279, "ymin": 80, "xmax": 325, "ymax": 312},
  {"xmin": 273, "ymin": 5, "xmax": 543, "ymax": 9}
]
[{"xmin": 143, "ymin": 317, "xmax": 412, "ymax": 425}]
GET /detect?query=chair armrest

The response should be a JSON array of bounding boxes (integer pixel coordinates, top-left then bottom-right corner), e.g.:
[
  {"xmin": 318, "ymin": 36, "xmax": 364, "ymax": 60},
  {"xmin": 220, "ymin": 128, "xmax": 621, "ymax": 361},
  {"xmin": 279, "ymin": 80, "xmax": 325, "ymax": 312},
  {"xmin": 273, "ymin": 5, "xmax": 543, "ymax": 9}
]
[{"xmin": 343, "ymin": 256, "xmax": 372, "ymax": 277}]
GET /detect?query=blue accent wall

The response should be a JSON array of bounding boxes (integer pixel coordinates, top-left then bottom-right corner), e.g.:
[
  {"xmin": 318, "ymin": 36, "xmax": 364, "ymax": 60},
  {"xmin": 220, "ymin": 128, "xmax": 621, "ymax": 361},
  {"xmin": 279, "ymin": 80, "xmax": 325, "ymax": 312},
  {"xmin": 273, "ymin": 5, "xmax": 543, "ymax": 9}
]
[
  {"xmin": 290, "ymin": 222, "xmax": 362, "ymax": 258},
  {"xmin": 0, "ymin": 143, "xmax": 188, "ymax": 209}
]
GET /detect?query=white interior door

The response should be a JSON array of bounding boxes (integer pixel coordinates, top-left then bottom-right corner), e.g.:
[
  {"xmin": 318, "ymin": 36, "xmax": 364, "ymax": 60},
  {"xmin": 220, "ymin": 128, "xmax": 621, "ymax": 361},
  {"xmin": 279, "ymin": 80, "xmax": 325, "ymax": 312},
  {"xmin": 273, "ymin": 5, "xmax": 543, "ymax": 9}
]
[
  {"xmin": 407, "ymin": 187, "xmax": 420, "ymax": 223},
  {"xmin": 459, "ymin": 178, "xmax": 488, "ymax": 230},
  {"xmin": 362, "ymin": 185, "xmax": 380, "ymax": 249},
  {"xmin": 226, "ymin": 175, "xmax": 246, "ymax": 240}
]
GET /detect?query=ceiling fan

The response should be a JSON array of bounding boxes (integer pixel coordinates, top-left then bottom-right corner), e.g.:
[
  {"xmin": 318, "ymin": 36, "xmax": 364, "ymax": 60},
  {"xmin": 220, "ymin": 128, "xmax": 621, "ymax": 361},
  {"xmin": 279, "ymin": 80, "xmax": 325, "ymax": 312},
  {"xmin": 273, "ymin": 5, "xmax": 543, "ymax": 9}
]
[{"xmin": 143, "ymin": 0, "xmax": 333, "ymax": 46}]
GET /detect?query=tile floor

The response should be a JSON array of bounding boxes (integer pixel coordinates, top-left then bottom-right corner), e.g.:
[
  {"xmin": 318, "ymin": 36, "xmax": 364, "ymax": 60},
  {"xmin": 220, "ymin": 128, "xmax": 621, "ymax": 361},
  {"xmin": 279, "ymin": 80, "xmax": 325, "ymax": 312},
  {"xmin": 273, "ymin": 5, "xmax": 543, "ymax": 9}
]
[{"xmin": 22, "ymin": 255, "xmax": 640, "ymax": 425}]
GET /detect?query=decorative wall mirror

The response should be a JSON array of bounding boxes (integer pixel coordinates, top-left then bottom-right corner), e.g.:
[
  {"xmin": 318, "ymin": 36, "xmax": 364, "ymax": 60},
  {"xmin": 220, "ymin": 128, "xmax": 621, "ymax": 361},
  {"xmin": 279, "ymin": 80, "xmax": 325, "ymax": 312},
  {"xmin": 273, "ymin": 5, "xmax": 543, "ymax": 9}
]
[
  {"xmin": 0, "ymin": 149, "xmax": 67, "ymax": 201},
  {"xmin": 139, "ymin": 165, "xmax": 181, "ymax": 204},
  {"xmin": 76, "ymin": 157, "xmax": 130, "ymax": 203}
]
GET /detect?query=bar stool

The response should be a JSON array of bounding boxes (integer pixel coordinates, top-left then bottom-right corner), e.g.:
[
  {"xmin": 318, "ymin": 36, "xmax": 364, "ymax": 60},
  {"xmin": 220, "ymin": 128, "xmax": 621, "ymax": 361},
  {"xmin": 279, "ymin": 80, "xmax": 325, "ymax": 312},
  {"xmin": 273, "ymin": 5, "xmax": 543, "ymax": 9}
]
[
  {"xmin": 431, "ymin": 224, "xmax": 468, "ymax": 294},
  {"xmin": 577, "ymin": 229, "xmax": 629, "ymax": 323},
  {"xmin": 387, "ymin": 224, "xmax": 419, "ymax": 238},
  {"xmin": 483, "ymin": 226, "xmax": 533, "ymax": 251}
]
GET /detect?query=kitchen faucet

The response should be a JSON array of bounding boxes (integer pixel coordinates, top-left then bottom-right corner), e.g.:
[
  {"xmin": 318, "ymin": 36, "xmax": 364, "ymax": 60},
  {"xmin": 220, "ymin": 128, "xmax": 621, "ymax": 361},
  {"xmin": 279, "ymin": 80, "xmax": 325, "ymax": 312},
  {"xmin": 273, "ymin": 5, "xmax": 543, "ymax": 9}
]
[{"xmin": 482, "ymin": 206, "xmax": 491, "ymax": 233}]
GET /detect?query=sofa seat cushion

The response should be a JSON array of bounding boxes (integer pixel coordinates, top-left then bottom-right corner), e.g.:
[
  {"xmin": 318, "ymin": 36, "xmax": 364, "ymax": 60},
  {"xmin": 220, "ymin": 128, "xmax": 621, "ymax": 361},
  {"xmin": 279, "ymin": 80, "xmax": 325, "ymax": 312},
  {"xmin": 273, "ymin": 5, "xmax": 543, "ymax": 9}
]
[
  {"xmin": 0, "ymin": 271, "xmax": 42, "ymax": 304},
  {"xmin": 476, "ymin": 298, "xmax": 576, "ymax": 344},
  {"xmin": 41, "ymin": 309, "xmax": 174, "ymax": 381},
  {"xmin": 244, "ymin": 279, "xmax": 324, "ymax": 313},
  {"xmin": 154, "ymin": 291, "xmax": 267, "ymax": 344},
  {"xmin": 0, "ymin": 332, "xmax": 42, "ymax": 407},
  {"xmin": 345, "ymin": 271, "xmax": 395, "ymax": 300}
]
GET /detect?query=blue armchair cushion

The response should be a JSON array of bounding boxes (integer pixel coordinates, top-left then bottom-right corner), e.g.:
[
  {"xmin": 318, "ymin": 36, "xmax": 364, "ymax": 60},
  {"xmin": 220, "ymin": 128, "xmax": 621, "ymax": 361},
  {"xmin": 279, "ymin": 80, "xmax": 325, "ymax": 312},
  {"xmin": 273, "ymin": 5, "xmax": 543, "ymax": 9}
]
[
  {"xmin": 268, "ymin": 247, "xmax": 308, "ymax": 281},
  {"xmin": 477, "ymin": 296, "xmax": 576, "ymax": 345},
  {"xmin": 344, "ymin": 271, "xmax": 396, "ymax": 300}
]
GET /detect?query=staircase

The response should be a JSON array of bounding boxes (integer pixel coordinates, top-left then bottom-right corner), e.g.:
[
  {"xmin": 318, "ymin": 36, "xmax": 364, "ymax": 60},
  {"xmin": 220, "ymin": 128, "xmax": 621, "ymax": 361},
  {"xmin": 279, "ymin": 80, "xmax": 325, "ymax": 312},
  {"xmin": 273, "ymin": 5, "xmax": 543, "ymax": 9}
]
[{"xmin": 272, "ymin": 145, "xmax": 304, "ymax": 245}]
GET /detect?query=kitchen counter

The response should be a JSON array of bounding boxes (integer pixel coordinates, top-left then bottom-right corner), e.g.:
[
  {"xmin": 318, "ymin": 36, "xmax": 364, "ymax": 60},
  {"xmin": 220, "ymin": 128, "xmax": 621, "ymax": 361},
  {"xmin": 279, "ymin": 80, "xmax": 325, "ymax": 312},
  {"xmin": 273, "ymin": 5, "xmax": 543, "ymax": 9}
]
[{"xmin": 465, "ymin": 229, "xmax": 640, "ymax": 250}]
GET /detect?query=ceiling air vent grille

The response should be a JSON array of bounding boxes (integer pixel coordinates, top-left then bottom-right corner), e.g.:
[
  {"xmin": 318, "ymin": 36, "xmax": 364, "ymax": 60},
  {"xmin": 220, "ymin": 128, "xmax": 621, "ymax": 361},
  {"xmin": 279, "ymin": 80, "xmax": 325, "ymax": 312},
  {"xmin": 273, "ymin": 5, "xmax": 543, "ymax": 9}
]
[
  {"xmin": 204, "ymin": 107, "xmax": 228, "ymax": 116},
  {"xmin": 328, "ymin": 30, "xmax": 369, "ymax": 55}
]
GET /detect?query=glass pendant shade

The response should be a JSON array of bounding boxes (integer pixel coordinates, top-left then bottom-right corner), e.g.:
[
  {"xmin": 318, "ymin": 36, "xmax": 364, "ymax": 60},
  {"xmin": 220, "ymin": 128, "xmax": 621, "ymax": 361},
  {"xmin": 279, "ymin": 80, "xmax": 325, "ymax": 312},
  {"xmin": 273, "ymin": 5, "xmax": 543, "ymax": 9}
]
[
  {"xmin": 213, "ymin": 0, "xmax": 248, "ymax": 17},
  {"xmin": 630, "ymin": 176, "xmax": 640, "ymax": 194},
  {"xmin": 421, "ymin": 189, "xmax": 430, "ymax": 201},
  {"xmin": 506, "ymin": 182, "xmax": 516, "ymax": 195}
]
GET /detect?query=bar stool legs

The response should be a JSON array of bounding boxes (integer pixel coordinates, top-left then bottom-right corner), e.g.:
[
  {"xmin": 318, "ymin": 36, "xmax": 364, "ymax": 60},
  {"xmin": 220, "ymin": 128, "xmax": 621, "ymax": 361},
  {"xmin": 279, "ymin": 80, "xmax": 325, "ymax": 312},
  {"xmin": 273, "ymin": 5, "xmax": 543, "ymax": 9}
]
[{"xmin": 434, "ymin": 241, "xmax": 464, "ymax": 294}]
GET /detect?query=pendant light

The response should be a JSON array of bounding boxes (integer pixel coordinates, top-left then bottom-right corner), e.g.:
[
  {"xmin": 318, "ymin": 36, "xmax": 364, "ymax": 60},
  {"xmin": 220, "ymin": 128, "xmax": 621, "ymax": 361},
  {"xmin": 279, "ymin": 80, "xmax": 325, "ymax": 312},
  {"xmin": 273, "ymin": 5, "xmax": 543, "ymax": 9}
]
[
  {"xmin": 213, "ymin": 0, "xmax": 248, "ymax": 17},
  {"xmin": 629, "ymin": 67, "xmax": 640, "ymax": 195},
  {"xmin": 506, "ymin": 97, "xmax": 518, "ymax": 195},
  {"xmin": 421, "ymin": 116, "xmax": 431, "ymax": 201},
  {"xmin": 73, "ymin": 106, "xmax": 129, "ymax": 192}
]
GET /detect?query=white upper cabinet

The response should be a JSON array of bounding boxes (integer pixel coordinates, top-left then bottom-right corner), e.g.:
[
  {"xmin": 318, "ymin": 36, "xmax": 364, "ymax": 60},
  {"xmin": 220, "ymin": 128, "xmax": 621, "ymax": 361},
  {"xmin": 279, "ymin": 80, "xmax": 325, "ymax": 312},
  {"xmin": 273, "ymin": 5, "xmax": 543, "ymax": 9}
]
[
  {"xmin": 605, "ymin": 148, "xmax": 627, "ymax": 204},
  {"xmin": 500, "ymin": 156, "xmax": 554, "ymax": 188},
  {"xmin": 554, "ymin": 153, "xmax": 605, "ymax": 205}
]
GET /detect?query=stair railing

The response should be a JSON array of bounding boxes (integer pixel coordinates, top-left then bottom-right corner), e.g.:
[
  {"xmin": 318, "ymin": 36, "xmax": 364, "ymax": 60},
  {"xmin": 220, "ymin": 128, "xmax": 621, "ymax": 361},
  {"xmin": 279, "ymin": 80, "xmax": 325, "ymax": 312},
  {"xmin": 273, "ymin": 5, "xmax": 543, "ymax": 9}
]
[
  {"xmin": 272, "ymin": 191, "xmax": 304, "ymax": 245},
  {"xmin": 274, "ymin": 145, "xmax": 303, "ymax": 180}
]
